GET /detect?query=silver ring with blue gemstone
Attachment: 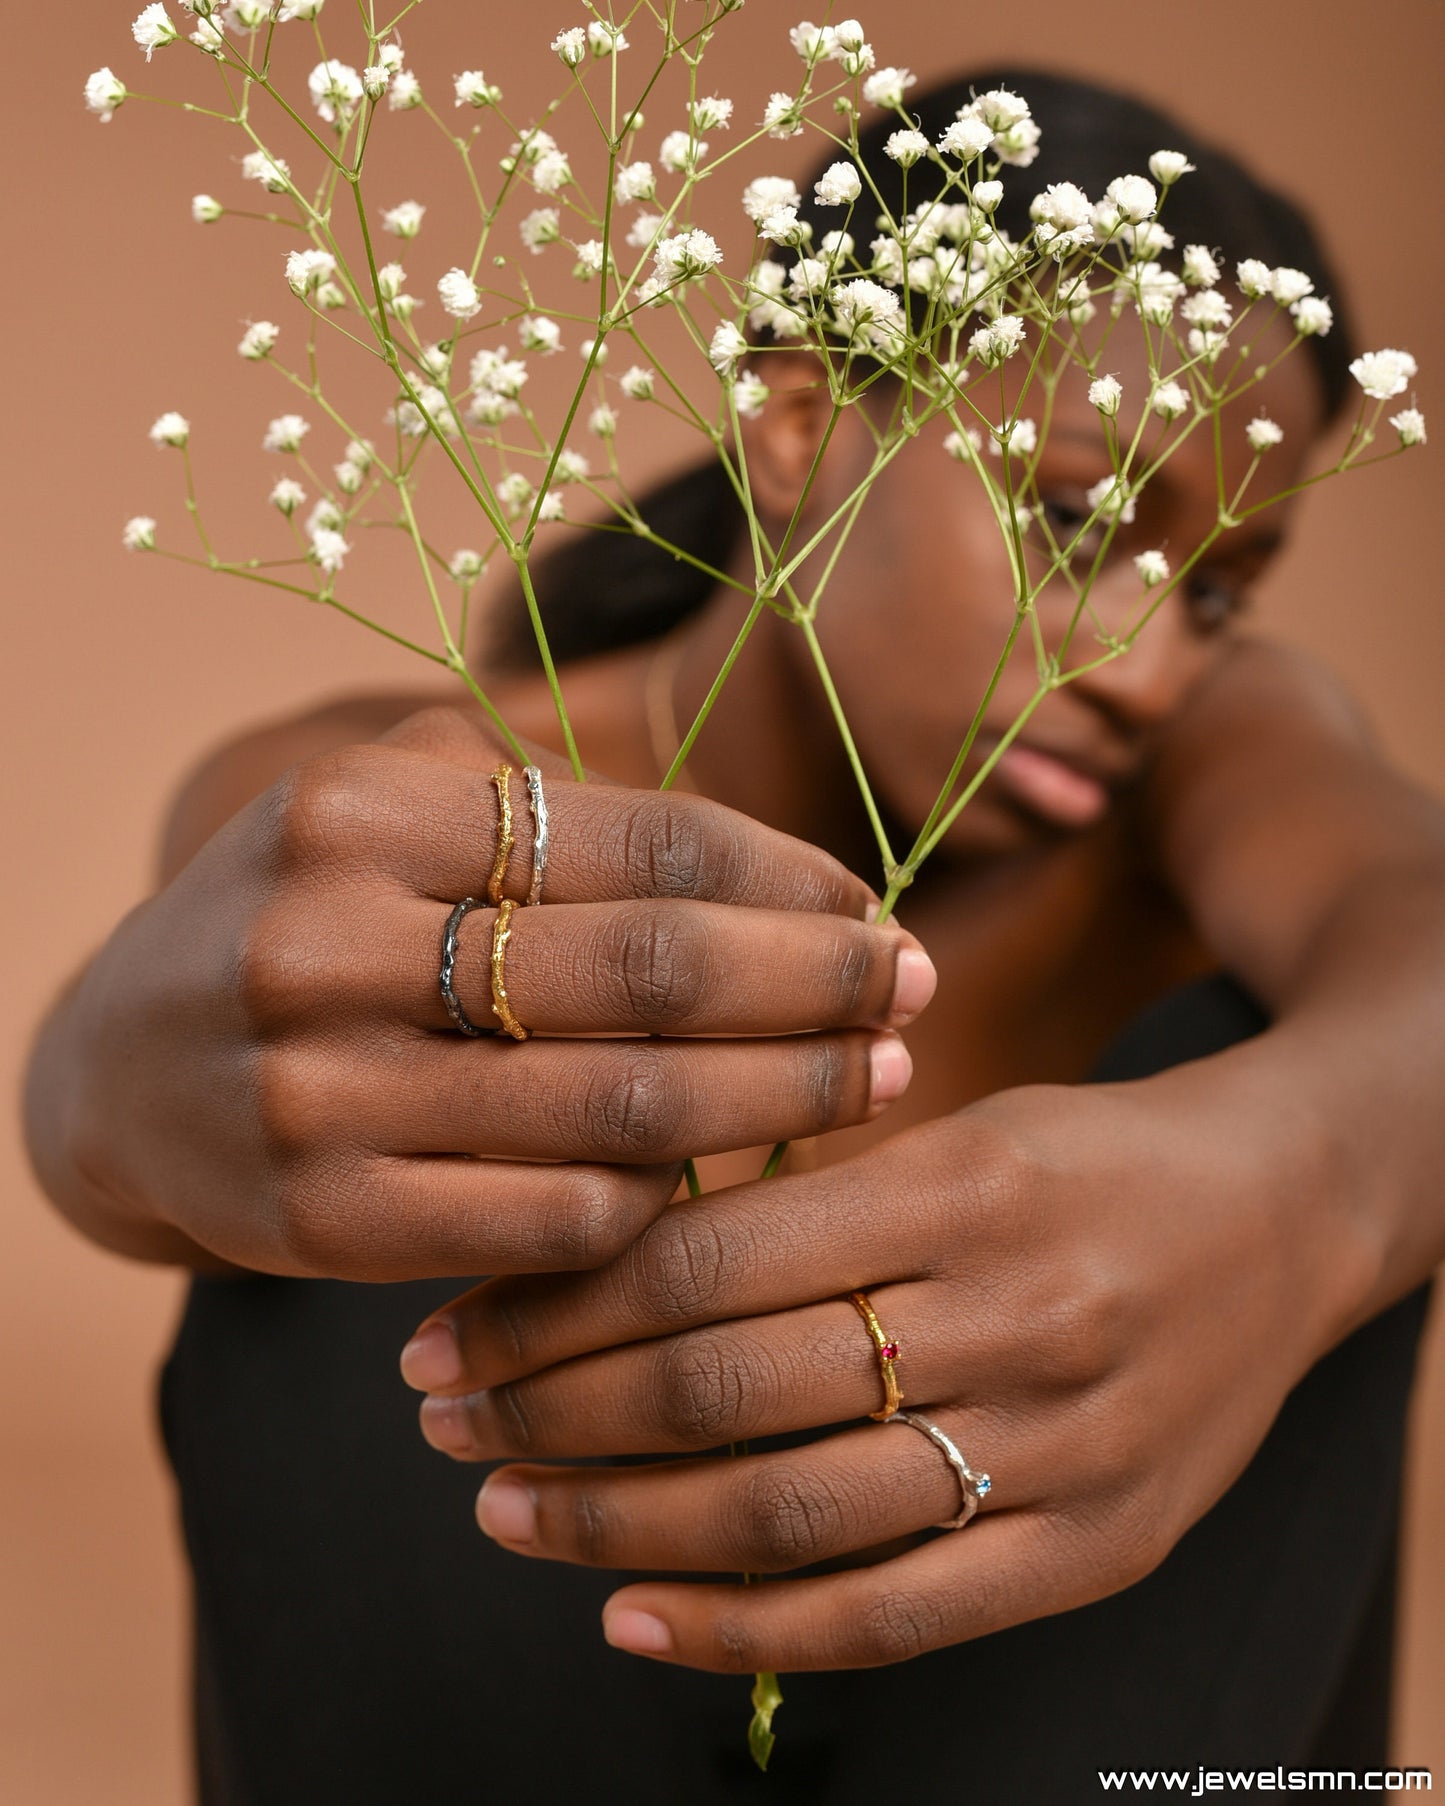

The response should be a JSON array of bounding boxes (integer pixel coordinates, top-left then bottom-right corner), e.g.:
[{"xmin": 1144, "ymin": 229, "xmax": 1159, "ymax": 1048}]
[{"xmin": 886, "ymin": 1410, "xmax": 992, "ymax": 1529}]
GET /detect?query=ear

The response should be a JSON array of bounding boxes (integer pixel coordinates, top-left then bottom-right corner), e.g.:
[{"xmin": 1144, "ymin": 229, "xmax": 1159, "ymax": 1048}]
[{"xmin": 736, "ymin": 347, "xmax": 858, "ymax": 524}]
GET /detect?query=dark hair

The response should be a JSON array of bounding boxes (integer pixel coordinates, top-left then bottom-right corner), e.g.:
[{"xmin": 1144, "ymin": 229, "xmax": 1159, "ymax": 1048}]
[{"xmin": 492, "ymin": 66, "xmax": 1356, "ymax": 670}]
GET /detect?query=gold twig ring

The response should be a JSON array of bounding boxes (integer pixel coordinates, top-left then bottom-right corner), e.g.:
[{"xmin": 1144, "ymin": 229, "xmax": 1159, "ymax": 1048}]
[
  {"xmin": 487, "ymin": 764, "xmax": 515, "ymax": 907},
  {"xmin": 490, "ymin": 898, "xmax": 529, "ymax": 1041},
  {"xmin": 849, "ymin": 1289, "xmax": 903, "ymax": 1421}
]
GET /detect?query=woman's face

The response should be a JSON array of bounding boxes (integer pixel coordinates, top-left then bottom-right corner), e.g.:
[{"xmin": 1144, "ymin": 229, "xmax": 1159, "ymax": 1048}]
[{"xmin": 760, "ymin": 317, "xmax": 1324, "ymax": 859}]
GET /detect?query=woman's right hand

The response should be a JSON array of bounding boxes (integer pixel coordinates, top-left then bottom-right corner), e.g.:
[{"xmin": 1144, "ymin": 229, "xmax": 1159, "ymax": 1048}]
[{"xmin": 25, "ymin": 705, "xmax": 931, "ymax": 1280}]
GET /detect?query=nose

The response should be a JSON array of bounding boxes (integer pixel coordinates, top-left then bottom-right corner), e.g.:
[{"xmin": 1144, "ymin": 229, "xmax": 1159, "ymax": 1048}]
[{"xmin": 1050, "ymin": 573, "xmax": 1218, "ymax": 735}]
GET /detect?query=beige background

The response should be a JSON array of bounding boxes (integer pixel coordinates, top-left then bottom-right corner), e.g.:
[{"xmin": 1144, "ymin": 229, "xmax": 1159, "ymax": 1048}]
[{"xmin": 5, "ymin": 2, "xmax": 1441, "ymax": 1799}]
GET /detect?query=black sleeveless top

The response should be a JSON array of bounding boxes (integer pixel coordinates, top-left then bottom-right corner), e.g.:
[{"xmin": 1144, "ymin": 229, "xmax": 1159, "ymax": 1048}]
[{"xmin": 160, "ymin": 974, "xmax": 1433, "ymax": 1803}]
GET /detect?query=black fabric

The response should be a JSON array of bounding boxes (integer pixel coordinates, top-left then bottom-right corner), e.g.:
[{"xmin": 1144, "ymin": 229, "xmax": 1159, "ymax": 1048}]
[{"xmin": 159, "ymin": 973, "xmax": 1432, "ymax": 1803}]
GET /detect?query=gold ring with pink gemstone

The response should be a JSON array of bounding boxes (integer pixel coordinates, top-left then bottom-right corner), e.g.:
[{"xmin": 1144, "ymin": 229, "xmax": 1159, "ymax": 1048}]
[{"xmin": 848, "ymin": 1289, "xmax": 903, "ymax": 1421}]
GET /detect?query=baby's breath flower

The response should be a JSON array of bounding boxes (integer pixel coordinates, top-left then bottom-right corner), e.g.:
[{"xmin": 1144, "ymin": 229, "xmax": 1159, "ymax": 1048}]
[
  {"xmin": 537, "ymin": 489, "xmax": 566, "ymax": 522},
  {"xmin": 1148, "ymin": 150, "xmax": 1194, "ymax": 186},
  {"xmin": 286, "ymin": 247, "xmax": 336, "ymax": 295},
  {"xmin": 454, "ymin": 70, "xmax": 500, "ymax": 108},
  {"xmin": 375, "ymin": 42, "xmax": 404, "ymax": 72},
  {"xmin": 820, "ymin": 229, "xmax": 855, "ymax": 260},
  {"xmin": 1086, "ymin": 476, "xmax": 1137, "ymax": 523},
  {"xmin": 1030, "ymin": 182, "xmax": 1091, "ymax": 235},
  {"xmin": 1134, "ymin": 549, "xmax": 1170, "ymax": 585},
  {"xmin": 580, "ymin": 336, "xmax": 608, "ymax": 366},
  {"xmin": 1236, "ymin": 258, "xmax": 1273, "ymax": 299},
  {"xmin": 530, "ymin": 150, "xmax": 572, "ymax": 194},
  {"xmin": 1349, "ymin": 348, "xmax": 1418, "ymax": 400},
  {"xmin": 345, "ymin": 439, "xmax": 374, "ymax": 471},
  {"xmin": 519, "ymin": 316, "xmax": 562, "ymax": 355},
  {"xmin": 276, "ymin": 0, "xmax": 323, "ymax": 16},
  {"xmin": 972, "ymin": 178, "xmax": 1004, "ymax": 211},
  {"xmin": 242, "ymin": 149, "xmax": 291, "ymax": 193},
  {"xmin": 831, "ymin": 277, "xmax": 904, "ymax": 348},
  {"xmin": 132, "ymin": 4, "xmax": 179, "ymax": 59},
  {"xmin": 1088, "ymin": 374, "xmax": 1123, "ymax": 417},
  {"xmin": 229, "ymin": 0, "xmax": 274, "ymax": 27},
  {"xmin": 192, "ymin": 193, "xmax": 223, "ymax": 224},
  {"xmin": 620, "ymin": 365, "xmax": 655, "ymax": 399},
  {"xmin": 788, "ymin": 256, "xmax": 830, "ymax": 301},
  {"xmin": 938, "ymin": 115, "xmax": 993, "ymax": 160},
  {"xmin": 762, "ymin": 92, "xmax": 804, "ymax": 139},
  {"xmin": 987, "ymin": 417, "xmax": 1038, "ymax": 458},
  {"xmin": 659, "ymin": 129, "xmax": 705, "ymax": 173},
  {"xmin": 519, "ymin": 208, "xmax": 560, "ymax": 253},
  {"xmin": 1124, "ymin": 223, "xmax": 1174, "ymax": 260},
  {"xmin": 833, "ymin": 18, "xmax": 867, "ymax": 50},
  {"xmin": 334, "ymin": 459, "xmax": 364, "ymax": 494},
  {"xmin": 189, "ymin": 18, "xmax": 225, "ymax": 54},
  {"xmin": 449, "ymin": 548, "xmax": 484, "ymax": 583},
  {"xmin": 862, "ymin": 66, "xmax": 915, "ymax": 109},
  {"xmin": 1105, "ymin": 174, "xmax": 1157, "ymax": 223},
  {"xmin": 238, "ymin": 320, "xmax": 278, "ymax": 359},
  {"xmin": 269, "ymin": 476, "xmax": 305, "ymax": 514},
  {"xmin": 551, "ymin": 27, "xmax": 586, "ymax": 68},
  {"xmin": 1188, "ymin": 328, "xmax": 1228, "ymax": 362},
  {"xmin": 969, "ymin": 314, "xmax": 1027, "ymax": 370},
  {"xmin": 1269, "ymin": 267, "xmax": 1314, "ymax": 306},
  {"xmin": 306, "ymin": 499, "xmax": 344, "ymax": 538},
  {"xmin": 587, "ymin": 19, "xmax": 628, "ymax": 54},
  {"xmin": 1151, "ymin": 379, "xmax": 1190, "ymax": 420},
  {"xmin": 709, "ymin": 321, "xmax": 749, "ymax": 376},
  {"xmin": 652, "ymin": 228, "xmax": 724, "ymax": 283},
  {"xmin": 1122, "ymin": 261, "xmax": 1184, "ymax": 326},
  {"xmin": 498, "ymin": 472, "xmax": 534, "ymax": 516},
  {"xmin": 376, "ymin": 263, "xmax": 405, "ymax": 302},
  {"xmin": 626, "ymin": 212, "xmax": 664, "ymax": 250},
  {"xmin": 588, "ymin": 403, "xmax": 617, "ymax": 437},
  {"xmin": 263, "ymin": 413, "xmax": 310, "ymax": 453},
  {"xmin": 469, "ymin": 346, "xmax": 529, "ymax": 398},
  {"xmin": 614, "ymin": 161, "xmax": 655, "ymax": 204},
  {"xmin": 1390, "ymin": 407, "xmax": 1427, "ymax": 446},
  {"xmin": 814, "ymin": 161, "xmax": 862, "ymax": 206},
  {"xmin": 1181, "ymin": 289, "xmax": 1233, "ymax": 330},
  {"xmin": 973, "ymin": 88, "xmax": 1031, "ymax": 131},
  {"xmin": 309, "ymin": 526, "xmax": 349, "ymax": 575},
  {"xmin": 1291, "ymin": 296, "xmax": 1333, "ymax": 337},
  {"xmin": 1246, "ymin": 416, "xmax": 1283, "ymax": 451},
  {"xmin": 418, "ymin": 342, "xmax": 451, "ymax": 379},
  {"xmin": 553, "ymin": 450, "xmax": 589, "ymax": 484},
  {"xmin": 743, "ymin": 176, "xmax": 802, "ymax": 224},
  {"xmin": 943, "ymin": 427, "xmax": 983, "ymax": 460},
  {"xmin": 735, "ymin": 372, "xmax": 769, "ymax": 418},
  {"xmin": 437, "ymin": 268, "xmax": 482, "ymax": 320},
  {"xmin": 690, "ymin": 96, "xmax": 733, "ymax": 131},
  {"xmin": 789, "ymin": 22, "xmax": 837, "ymax": 61},
  {"xmin": 1182, "ymin": 244, "xmax": 1220, "ymax": 288},
  {"xmin": 122, "ymin": 516, "xmax": 157, "ymax": 551},
  {"xmin": 307, "ymin": 59, "xmax": 363, "ymax": 125},
  {"xmin": 993, "ymin": 118, "xmax": 1041, "ymax": 168},
  {"xmin": 759, "ymin": 205, "xmax": 806, "ymax": 247},
  {"xmin": 85, "ymin": 68, "xmax": 127, "ymax": 122},
  {"xmin": 381, "ymin": 200, "xmax": 425, "ymax": 239},
  {"xmin": 884, "ymin": 129, "xmax": 930, "ymax": 167},
  {"xmin": 394, "ymin": 383, "xmax": 457, "ymax": 436},
  {"xmin": 149, "ymin": 411, "xmax": 190, "ymax": 448},
  {"xmin": 573, "ymin": 240, "xmax": 606, "ymax": 278},
  {"xmin": 387, "ymin": 70, "xmax": 422, "ymax": 111}
]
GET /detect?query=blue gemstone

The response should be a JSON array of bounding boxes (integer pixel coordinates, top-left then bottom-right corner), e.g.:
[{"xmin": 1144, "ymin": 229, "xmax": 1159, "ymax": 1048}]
[{"xmin": 976, "ymin": 1476, "xmax": 992, "ymax": 1495}]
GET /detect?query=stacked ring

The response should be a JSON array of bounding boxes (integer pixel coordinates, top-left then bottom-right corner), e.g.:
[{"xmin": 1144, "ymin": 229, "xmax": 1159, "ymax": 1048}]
[
  {"xmin": 849, "ymin": 1289, "xmax": 903, "ymax": 1421},
  {"xmin": 886, "ymin": 1411, "xmax": 992, "ymax": 1530},
  {"xmin": 489, "ymin": 898, "xmax": 528, "ymax": 1041},
  {"xmin": 486, "ymin": 764, "xmax": 515, "ymax": 907}
]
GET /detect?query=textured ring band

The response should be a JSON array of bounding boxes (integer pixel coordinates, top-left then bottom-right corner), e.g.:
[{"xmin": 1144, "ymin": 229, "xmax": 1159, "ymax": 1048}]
[
  {"xmin": 523, "ymin": 765, "xmax": 548, "ymax": 907},
  {"xmin": 490, "ymin": 898, "xmax": 529, "ymax": 1040},
  {"xmin": 439, "ymin": 897, "xmax": 488, "ymax": 1037},
  {"xmin": 848, "ymin": 1289, "xmax": 903, "ymax": 1421},
  {"xmin": 487, "ymin": 764, "xmax": 515, "ymax": 907},
  {"xmin": 886, "ymin": 1410, "xmax": 992, "ymax": 1530}
]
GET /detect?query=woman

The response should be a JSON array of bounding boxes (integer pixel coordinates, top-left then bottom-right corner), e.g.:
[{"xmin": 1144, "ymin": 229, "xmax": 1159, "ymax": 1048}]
[{"xmin": 25, "ymin": 70, "xmax": 1443, "ymax": 1801}]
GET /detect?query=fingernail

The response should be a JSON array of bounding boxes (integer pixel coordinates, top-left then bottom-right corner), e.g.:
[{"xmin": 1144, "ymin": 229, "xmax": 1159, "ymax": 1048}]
[
  {"xmin": 889, "ymin": 947, "xmax": 937, "ymax": 1025},
  {"xmin": 400, "ymin": 1321, "xmax": 462, "ymax": 1391},
  {"xmin": 419, "ymin": 1394, "xmax": 474, "ymax": 1456},
  {"xmin": 870, "ymin": 1034, "xmax": 913, "ymax": 1108},
  {"xmin": 603, "ymin": 1609, "xmax": 673, "ymax": 1656},
  {"xmin": 476, "ymin": 1475, "xmax": 536, "ymax": 1545}
]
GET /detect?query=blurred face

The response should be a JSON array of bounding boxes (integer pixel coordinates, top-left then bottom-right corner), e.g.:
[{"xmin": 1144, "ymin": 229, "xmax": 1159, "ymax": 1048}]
[{"xmin": 750, "ymin": 319, "xmax": 1323, "ymax": 860}]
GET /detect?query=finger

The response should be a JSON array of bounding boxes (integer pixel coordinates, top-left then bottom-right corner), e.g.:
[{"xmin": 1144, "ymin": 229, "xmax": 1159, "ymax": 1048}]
[
  {"xmin": 470, "ymin": 1409, "xmax": 1005, "ymax": 1574},
  {"xmin": 390, "ymin": 897, "xmax": 932, "ymax": 1036},
  {"xmin": 414, "ymin": 1285, "xmax": 946, "ymax": 1458},
  {"xmin": 597, "ymin": 1510, "xmax": 1110, "ymax": 1673},
  {"xmin": 406, "ymin": 1123, "xmax": 984, "ymax": 1388},
  {"xmin": 254, "ymin": 1155, "xmax": 684, "ymax": 1281},
  {"xmin": 336, "ymin": 1030, "xmax": 910, "ymax": 1163},
  {"xmin": 277, "ymin": 736, "xmax": 878, "ymax": 916}
]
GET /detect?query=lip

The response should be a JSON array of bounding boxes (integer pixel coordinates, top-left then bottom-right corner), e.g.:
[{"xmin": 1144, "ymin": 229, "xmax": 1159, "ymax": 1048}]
[{"xmin": 985, "ymin": 733, "xmax": 1137, "ymax": 829}]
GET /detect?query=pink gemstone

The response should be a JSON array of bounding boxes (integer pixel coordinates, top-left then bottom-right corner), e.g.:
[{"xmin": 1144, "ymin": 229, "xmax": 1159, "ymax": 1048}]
[{"xmin": 881, "ymin": 1341, "xmax": 900, "ymax": 1361}]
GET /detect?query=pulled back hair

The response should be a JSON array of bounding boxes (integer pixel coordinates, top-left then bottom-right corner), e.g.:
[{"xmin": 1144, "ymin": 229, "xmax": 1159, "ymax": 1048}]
[{"xmin": 492, "ymin": 67, "xmax": 1355, "ymax": 671}]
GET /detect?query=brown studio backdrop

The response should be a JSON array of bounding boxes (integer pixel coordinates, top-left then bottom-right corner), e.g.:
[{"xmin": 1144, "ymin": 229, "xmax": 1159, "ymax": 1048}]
[{"xmin": 4, "ymin": 2, "xmax": 1442, "ymax": 1798}]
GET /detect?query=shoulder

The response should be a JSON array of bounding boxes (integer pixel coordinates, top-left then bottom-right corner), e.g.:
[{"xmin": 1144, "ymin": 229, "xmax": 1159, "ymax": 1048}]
[{"xmin": 158, "ymin": 688, "xmax": 447, "ymax": 882}]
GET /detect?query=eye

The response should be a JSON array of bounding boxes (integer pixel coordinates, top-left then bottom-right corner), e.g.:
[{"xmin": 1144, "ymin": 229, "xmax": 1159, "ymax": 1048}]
[
  {"xmin": 1036, "ymin": 489, "xmax": 1103, "ymax": 560},
  {"xmin": 1183, "ymin": 571, "xmax": 1251, "ymax": 634}
]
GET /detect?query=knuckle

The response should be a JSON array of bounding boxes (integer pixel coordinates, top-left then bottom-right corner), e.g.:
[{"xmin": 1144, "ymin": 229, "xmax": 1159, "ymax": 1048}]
[
  {"xmin": 576, "ymin": 1048, "xmax": 685, "ymax": 1160},
  {"xmin": 626, "ymin": 1211, "xmax": 738, "ymax": 1324},
  {"xmin": 607, "ymin": 904, "xmax": 709, "ymax": 1031},
  {"xmin": 859, "ymin": 1584, "xmax": 950, "ymax": 1665},
  {"xmin": 826, "ymin": 925, "xmax": 874, "ymax": 1022},
  {"xmin": 566, "ymin": 1484, "xmax": 617, "ymax": 1567},
  {"xmin": 621, "ymin": 795, "xmax": 728, "ymax": 902},
  {"xmin": 253, "ymin": 1042, "xmax": 332, "ymax": 1157},
  {"xmin": 742, "ymin": 1466, "xmax": 843, "ymax": 1572},
  {"xmin": 268, "ymin": 1152, "xmax": 353, "ymax": 1273},
  {"xmin": 1032, "ymin": 1264, "xmax": 1134, "ymax": 1391},
  {"xmin": 267, "ymin": 748, "xmax": 379, "ymax": 872},
  {"xmin": 710, "ymin": 1612, "xmax": 762, "ymax": 1674},
  {"xmin": 802, "ymin": 1036, "xmax": 849, "ymax": 1130},
  {"xmin": 487, "ymin": 1382, "xmax": 539, "ymax": 1454},
  {"xmin": 236, "ymin": 905, "xmax": 321, "ymax": 1035},
  {"xmin": 535, "ymin": 1169, "xmax": 641, "ymax": 1269},
  {"xmin": 651, "ymin": 1331, "xmax": 749, "ymax": 1447}
]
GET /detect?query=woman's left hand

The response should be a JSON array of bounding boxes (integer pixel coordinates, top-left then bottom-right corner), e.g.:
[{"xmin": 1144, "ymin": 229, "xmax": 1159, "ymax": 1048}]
[{"xmin": 399, "ymin": 1062, "xmax": 1376, "ymax": 1672}]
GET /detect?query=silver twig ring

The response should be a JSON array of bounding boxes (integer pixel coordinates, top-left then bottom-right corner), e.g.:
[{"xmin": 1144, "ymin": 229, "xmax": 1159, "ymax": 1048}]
[
  {"xmin": 523, "ymin": 765, "xmax": 549, "ymax": 906},
  {"xmin": 887, "ymin": 1410, "xmax": 992, "ymax": 1530}
]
